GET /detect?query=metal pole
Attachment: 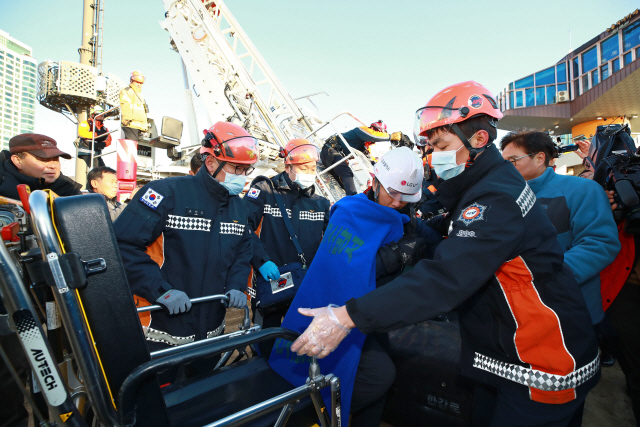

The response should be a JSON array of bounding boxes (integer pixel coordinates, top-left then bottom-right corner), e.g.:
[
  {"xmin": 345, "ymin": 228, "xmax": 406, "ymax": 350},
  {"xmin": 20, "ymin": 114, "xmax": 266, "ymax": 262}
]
[
  {"xmin": 182, "ymin": 59, "xmax": 201, "ymax": 147},
  {"xmin": 75, "ymin": 0, "xmax": 96, "ymax": 188}
]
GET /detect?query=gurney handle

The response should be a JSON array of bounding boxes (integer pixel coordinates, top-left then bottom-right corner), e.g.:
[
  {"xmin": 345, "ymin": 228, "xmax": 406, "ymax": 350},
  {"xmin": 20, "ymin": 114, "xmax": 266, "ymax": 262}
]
[{"xmin": 136, "ymin": 294, "xmax": 228, "ymax": 313}]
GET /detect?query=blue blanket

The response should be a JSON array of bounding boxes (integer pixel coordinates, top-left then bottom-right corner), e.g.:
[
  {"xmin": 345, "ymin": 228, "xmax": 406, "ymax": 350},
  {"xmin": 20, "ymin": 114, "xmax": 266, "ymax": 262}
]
[{"xmin": 269, "ymin": 193, "xmax": 408, "ymax": 421}]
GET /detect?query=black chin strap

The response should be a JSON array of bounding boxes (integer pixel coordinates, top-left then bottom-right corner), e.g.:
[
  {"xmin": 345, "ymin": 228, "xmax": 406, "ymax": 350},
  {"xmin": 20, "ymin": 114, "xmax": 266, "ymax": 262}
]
[
  {"xmin": 373, "ymin": 178, "xmax": 381, "ymax": 203},
  {"xmin": 450, "ymin": 124, "xmax": 484, "ymax": 162},
  {"xmin": 211, "ymin": 159, "xmax": 227, "ymax": 180}
]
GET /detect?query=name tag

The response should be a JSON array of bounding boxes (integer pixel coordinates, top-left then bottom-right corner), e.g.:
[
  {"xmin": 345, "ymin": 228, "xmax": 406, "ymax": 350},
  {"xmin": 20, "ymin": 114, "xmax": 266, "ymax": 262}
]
[{"xmin": 270, "ymin": 272, "xmax": 294, "ymax": 294}]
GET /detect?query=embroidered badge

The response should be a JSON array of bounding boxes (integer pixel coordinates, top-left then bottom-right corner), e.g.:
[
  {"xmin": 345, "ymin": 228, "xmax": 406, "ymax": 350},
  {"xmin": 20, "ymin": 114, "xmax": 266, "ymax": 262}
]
[
  {"xmin": 247, "ymin": 188, "xmax": 260, "ymax": 199},
  {"xmin": 456, "ymin": 229, "xmax": 476, "ymax": 237},
  {"xmin": 140, "ymin": 188, "xmax": 164, "ymax": 210},
  {"xmin": 468, "ymin": 94, "xmax": 483, "ymax": 109},
  {"xmin": 458, "ymin": 203, "xmax": 487, "ymax": 226}
]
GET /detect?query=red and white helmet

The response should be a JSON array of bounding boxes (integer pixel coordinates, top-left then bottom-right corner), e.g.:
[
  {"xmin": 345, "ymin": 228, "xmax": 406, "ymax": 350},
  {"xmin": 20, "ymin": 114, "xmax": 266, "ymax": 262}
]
[
  {"xmin": 373, "ymin": 147, "xmax": 422, "ymax": 202},
  {"xmin": 130, "ymin": 71, "xmax": 145, "ymax": 84},
  {"xmin": 282, "ymin": 138, "xmax": 319, "ymax": 165},
  {"xmin": 200, "ymin": 122, "xmax": 259, "ymax": 165},
  {"xmin": 413, "ymin": 81, "xmax": 502, "ymax": 154},
  {"xmin": 370, "ymin": 120, "xmax": 387, "ymax": 133}
]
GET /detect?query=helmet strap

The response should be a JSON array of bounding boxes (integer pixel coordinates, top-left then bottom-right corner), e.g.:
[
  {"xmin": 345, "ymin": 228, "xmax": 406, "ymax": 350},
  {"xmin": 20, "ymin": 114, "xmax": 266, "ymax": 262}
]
[
  {"xmin": 211, "ymin": 158, "xmax": 227, "ymax": 180},
  {"xmin": 373, "ymin": 178, "xmax": 381, "ymax": 203},
  {"xmin": 450, "ymin": 123, "xmax": 483, "ymax": 162}
]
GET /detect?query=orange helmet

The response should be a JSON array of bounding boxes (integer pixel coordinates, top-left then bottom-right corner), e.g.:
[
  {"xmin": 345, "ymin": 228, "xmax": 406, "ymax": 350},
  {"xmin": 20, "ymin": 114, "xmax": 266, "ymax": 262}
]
[
  {"xmin": 281, "ymin": 139, "xmax": 319, "ymax": 165},
  {"xmin": 130, "ymin": 71, "xmax": 145, "ymax": 84},
  {"xmin": 200, "ymin": 121, "xmax": 259, "ymax": 165},
  {"xmin": 413, "ymin": 81, "xmax": 502, "ymax": 158}
]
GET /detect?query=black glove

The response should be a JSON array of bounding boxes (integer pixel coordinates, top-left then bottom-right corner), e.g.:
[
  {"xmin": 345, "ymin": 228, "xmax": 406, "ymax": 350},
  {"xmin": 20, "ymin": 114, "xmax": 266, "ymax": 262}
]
[{"xmin": 376, "ymin": 236, "xmax": 427, "ymax": 277}]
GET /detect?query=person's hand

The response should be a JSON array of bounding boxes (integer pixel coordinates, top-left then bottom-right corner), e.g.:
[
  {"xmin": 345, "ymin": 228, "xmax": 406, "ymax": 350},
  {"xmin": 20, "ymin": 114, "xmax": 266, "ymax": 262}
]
[
  {"xmin": 156, "ymin": 289, "xmax": 192, "ymax": 315},
  {"xmin": 224, "ymin": 290, "xmax": 247, "ymax": 309},
  {"xmin": 390, "ymin": 131, "xmax": 402, "ymax": 141},
  {"xmin": 606, "ymin": 190, "xmax": 618, "ymax": 211},
  {"xmin": 290, "ymin": 305, "xmax": 352, "ymax": 358},
  {"xmin": 258, "ymin": 261, "xmax": 280, "ymax": 281},
  {"xmin": 576, "ymin": 139, "xmax": 590, "ymax": 160},
  {"xmin": 377, "ymin": 236, "xmax": 427, "ymax": 275}
]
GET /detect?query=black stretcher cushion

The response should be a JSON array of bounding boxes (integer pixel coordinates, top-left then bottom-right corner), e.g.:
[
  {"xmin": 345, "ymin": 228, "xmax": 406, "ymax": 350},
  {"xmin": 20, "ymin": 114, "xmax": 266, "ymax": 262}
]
[
  {"xmin": 53, "ymin": 194, "xmax": 171, "ymax": 426},
  {"xmin": 164, "ymin": 357, "xmax": 317, "ymax": 427}
]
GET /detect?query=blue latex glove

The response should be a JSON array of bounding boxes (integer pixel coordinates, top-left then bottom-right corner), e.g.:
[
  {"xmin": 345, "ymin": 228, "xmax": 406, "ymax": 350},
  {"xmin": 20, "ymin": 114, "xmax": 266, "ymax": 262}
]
[
  {"xmin": 224, "ymin": 290, "xmax": 247, "ymax": 309},
  {"xmin": 156, "ymin": 289, "xmax": 191, "ymax": 315},
  {"xmin": 258, "ymin": 261, "xmax": 280, "ymax": 281}
]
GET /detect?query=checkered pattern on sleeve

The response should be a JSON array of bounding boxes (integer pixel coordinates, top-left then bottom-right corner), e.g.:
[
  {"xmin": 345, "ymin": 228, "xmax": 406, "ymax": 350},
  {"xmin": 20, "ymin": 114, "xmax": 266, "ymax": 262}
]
[
  {"xmin": 166, "ymin": 215, "xmax": 212, "ymax": 231},
  {"xmin": 220, "ymin": 222, "xmax": 246, "ymax": 236},
  {"xmin": 263, "ymin": 204, "xmax": 292, "ymax": 218},
  {"xmin": 473, "ymin": 352, "xmax": 600, "ymax": 391},
  {"xmin": 299, "ymin": 211, "xmax": 325, "ymax": 221},
  {"xmin": 516, "ymin": 184, "xmax": 536, "ymax": 217}
]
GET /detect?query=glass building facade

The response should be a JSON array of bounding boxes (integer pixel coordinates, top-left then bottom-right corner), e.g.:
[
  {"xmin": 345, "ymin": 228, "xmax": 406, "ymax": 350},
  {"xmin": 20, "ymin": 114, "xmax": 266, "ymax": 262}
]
[
  {"xmin": 0, "ymin": 30, "xmax": 36, "ymax": 150},
  {"xmin": 499, "ymin": 14, "xmax": 640, "ymax": 112}
]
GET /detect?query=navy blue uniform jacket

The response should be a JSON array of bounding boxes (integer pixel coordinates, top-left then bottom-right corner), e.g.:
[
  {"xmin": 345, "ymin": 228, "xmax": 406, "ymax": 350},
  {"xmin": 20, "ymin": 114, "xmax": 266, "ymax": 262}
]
[
  {"xmin": 347, "ymin": 145, "xmax": 599, "ymax": 404},
  {"xmin": 245, "ymin": 172, "xmax": 330, "ymax": 269},
  {"xmin": 114, "ymin": 166, "xmax": 252, "ymax": 346}
]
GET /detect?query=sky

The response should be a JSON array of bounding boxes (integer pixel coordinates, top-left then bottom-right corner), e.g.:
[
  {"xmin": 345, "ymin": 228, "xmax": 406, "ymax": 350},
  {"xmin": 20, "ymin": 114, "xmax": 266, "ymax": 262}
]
[{"xmin": 0, "ymin": 0, "xmax": 638, "ymax": 168}]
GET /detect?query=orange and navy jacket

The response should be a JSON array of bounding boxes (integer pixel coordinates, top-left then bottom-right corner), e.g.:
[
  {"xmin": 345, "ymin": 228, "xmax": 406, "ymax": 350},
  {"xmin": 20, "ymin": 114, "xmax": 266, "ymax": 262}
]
[
  {"xmin": 346, "ymin": 145, "xmax": 599, "ymax": 404},
  {"xmin": 337, "ymin": 126, "xmax": 390, "ymax": 154}
]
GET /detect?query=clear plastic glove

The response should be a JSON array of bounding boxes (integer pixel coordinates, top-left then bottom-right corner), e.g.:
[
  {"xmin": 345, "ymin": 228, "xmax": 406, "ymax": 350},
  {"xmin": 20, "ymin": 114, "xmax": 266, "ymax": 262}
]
[
  {"xmin": 258, "ymin": 261, "xmax": 280, "ymax": 281},
  {"xmin": 224, "ymin": 289, "xmax": 247, "ymax": 309},
  {"xmin": 290, "ymin": 305, "xmax": 351, "ymax": 359},
  {"xmin": 156, "ymin": 289, "xmax": 191, "ymax": 315}
]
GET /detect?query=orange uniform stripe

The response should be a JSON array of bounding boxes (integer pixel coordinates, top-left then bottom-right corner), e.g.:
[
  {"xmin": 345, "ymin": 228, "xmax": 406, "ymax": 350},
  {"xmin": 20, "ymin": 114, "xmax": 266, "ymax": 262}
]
[
  {"xmin": 495, "ymin": 256, "xmax": 577, "ymax": 404},
  {"xmin": 134, "ymin": 234, "xmax": 165, "ymax": 327}
]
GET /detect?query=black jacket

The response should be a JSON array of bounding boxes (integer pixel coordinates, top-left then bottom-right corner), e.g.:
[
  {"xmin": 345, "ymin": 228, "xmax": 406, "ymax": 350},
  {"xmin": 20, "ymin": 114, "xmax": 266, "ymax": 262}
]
[
  {"xmin": 114, "ymin": 166, "xmax": 252, "ymax": 345},
  {"xmin": 245, "ymin": 172, "xmax": 330, "ymax": 269},
  {"xmin": 347, "ymin": 145, "xmax": 599, "ymax": 404},
  {"xmin": 0, "ymin": 151, "xmax": 82, "ymax": 199}
]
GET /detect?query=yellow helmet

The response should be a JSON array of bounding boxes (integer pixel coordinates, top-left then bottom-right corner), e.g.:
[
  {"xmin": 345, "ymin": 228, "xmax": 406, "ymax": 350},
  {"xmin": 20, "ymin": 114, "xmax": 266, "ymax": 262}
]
[{"xmin": 130, "ymin": 71, "xmax": 145, "ymax": 84}]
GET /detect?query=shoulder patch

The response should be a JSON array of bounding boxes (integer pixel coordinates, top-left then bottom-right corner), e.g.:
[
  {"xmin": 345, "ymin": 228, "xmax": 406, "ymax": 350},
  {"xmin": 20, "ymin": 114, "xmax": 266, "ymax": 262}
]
[
  {"xmin": 458, "ymin": 202, "xmax": 487, "ymax": 226},
  {"xmin": 140, "ymin": 188, "xmax": 165, "ymax": 210},
  {"xmin": 247, "ymin": 188, "xmax": 260, "ymax": 199},
  {"xmin": 516, "ymin": 184, "xmax": 536, "ymax": 217}
]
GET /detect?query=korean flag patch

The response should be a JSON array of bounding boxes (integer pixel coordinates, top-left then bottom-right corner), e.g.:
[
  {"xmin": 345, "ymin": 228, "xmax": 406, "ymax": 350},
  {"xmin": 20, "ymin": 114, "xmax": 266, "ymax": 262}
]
[
  {"xmin": 140, "ymin": 188, "xmax": 165, "ymax": 210},
  {"xmin": 247, "ymin": 188, "xmax": 260, "ymax": 199}
]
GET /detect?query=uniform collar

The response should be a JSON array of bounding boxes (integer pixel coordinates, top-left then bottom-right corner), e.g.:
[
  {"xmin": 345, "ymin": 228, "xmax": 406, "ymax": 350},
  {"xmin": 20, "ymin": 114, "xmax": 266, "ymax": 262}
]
[
  {"xmin": 195, "ymin": 164, "xmax": 230, "ymax": 201},
  {"xmin": 436, "ymin": 144, "xmax": 505, "ymax": 211},
  {"xmin": 527, "ymin": 167, "xmax": 555, "ymax": 194}
]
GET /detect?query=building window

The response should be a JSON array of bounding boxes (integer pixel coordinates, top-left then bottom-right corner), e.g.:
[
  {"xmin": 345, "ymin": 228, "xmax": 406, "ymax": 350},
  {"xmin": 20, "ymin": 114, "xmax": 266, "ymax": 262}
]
[
  {"xmin": 557, "ymin": 62, "xmax": 567, "ymax": 83},
  {"xmin": 582, "ymin": 46, "xmax": 597, "ymax": 73},
  {"xmin": 509, "ymin": 91, "xmax": 514, "ymax": 109},
  {"xmin": 601, "ymin": 64, "xmax": 610, "ymax": 80},
  {"xmin": 535, "ymin": 87, "xmax": 546, "ymax": 105},
  {"xmin": 601, "ymin": 34, "xmax": 620, "ymax": 63},
  {"xmin": 525, "ymin": 88, "xmax": 535, "ymax": 107},
  {"xmin": 612, "ymin": 57, "xmax": 621, "ymax": 73},
  {"xmin": 535, "ymin": 67, "xmax": 555, "ymax": 86},
  {"xmin": 624, "ymin": 52, "xmax": 633, "ymax": 66},
  {"xmin": 515, "ymin": 90, "xmax": 523, "ymax": 107},
  {"xmin": 508, "ymin": 82, "xmax": 514, "ymax": 91},
  {"xmin": 572, "ymin": 56, "xmax": 580, "ymax": 79},
  {"xmin": 515, "ymin": 75, "xmax": 534, "ymax": 89},
  {"xmin": 592, "ymin": 69, "xmax": 599, "ymax": 86},
  {"xmin": 547, "ymin": 85, "xmax": 557, "ymax": 104},
  {"xmin": 574, "ymin": 80, "xmax": 581, "ymax": 97},
  {"xmin": 623, "ymin": 21, "xmax": 640, "ymax": 51}
]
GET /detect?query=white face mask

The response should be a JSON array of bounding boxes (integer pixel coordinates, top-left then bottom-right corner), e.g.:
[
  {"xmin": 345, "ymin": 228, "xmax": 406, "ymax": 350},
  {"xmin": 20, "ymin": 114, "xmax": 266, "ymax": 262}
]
[
  {"xmin": 294, "ymin": 172, "xmax": 316, "ymax": 189},
  {"xmin": 431, "ymin": 144, "xmax": 464, "ymax": 180}
]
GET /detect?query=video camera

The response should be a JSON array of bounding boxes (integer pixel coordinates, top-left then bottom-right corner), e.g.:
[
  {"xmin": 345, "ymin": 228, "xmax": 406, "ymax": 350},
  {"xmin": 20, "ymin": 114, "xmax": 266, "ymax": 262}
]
[
  {"xmin": 390, "ymin": 133, "xmax": 415, "ymax": 151},
  {"xmin": 592, "ymin": 123, "xmax": 640, "ymax": 233}
]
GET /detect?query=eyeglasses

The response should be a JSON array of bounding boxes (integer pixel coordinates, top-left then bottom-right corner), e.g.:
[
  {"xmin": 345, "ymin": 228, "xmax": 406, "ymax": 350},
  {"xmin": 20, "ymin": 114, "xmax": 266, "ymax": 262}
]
[
  {"xmin": 508, "ymin": 153, "xmax": 534, "ymax": 165},
  {"xmin": 229, "ymin": 164, "xmax": 255, "ymax": 176}
]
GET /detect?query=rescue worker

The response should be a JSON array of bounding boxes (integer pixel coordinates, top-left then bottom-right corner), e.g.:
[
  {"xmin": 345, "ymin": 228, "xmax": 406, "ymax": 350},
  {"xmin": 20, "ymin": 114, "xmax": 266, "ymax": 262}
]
[
  {"xmin": 291, "ymin": 81, "xmax": 600, "ymax": 426},
  {"xmin": 77, "ymin": 105, "xmax": 112, "ymax": 168},
  {"xmin": 119, "ymin": 71, "xmax": 148, "ymax": 142},
  {"xmin": 114, "ymin": 121, "xmax": 257, "ymax": 379},
  {"xmin": 86, "ymin": 166, "xmax": 126, "ymax": 221},
  {"xmin": 320, "ymin": 121, "xmax": 402, "ymax": 196},
  {"xmin": 0, "ymin": 133, "xmax": 81, "ymax": 200},
  {"xmin": 245, "ymin": 139, "xmax": 330, "ymax": 356}
]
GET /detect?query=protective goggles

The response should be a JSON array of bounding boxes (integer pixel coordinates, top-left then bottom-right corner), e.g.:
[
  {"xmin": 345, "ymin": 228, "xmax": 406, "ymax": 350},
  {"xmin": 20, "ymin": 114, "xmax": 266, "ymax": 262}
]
[
  {"xmin": 414, "ymin": 106, "xmax": 470, "ymax": 145},
  {"xmin": 286, "ymin": 144, "xmax": 319, "ymax": 163},
  {"xmin": 383, "ymin": 185, "xmax": 420, "ymax": 202}
]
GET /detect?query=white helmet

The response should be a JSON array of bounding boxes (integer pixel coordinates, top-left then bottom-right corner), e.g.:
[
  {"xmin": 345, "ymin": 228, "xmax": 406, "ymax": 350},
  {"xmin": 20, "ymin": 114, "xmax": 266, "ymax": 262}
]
[{"xmin": 373, "ymin": 147, "xmax": 422, "ymax": 202}]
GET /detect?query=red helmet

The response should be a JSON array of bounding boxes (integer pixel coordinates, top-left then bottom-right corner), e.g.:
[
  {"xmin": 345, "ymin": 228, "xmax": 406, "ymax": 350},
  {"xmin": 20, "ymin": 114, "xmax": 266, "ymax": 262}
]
[
  {"xmin": 281, "ymin": 139, "xmax": 319, "ymax": 165},
  {"xmin": 130, "ymin": 71, "xmax": 145, "ymax": 84},
  {"xmin": 200, "ymin": 122, "xmax": 259, "ymax": 165},
  {"xmin": 414, "ymin": 81, "xmax": 502, "ymax": 157},
  {"xmin": 370, "ymin": 120, "xmax": 387, "ymax": 133}
]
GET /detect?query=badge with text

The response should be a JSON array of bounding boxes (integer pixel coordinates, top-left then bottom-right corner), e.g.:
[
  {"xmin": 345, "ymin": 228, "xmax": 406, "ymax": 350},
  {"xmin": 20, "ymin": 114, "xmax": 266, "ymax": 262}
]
[
  {"xmin": 140, "ymin": 188, "xmax": 164, "ymax": 210},
  {"xmin": 468, "ymin": 94, "xmax": 483, "ymax": 109},
  {"xmin": 270, "ymin": 271, "xmax": 294, "ymax": 294},
  {"xmin": 458, "ymin": 203, "xmax": 487, "ymax": 226}
]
